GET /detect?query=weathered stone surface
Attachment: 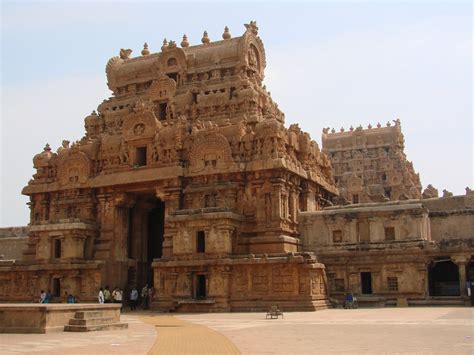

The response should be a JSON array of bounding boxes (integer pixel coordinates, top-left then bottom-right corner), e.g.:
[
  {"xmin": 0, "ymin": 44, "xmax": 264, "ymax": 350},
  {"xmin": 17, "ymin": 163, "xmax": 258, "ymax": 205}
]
[
  {"xmin": 0, "ymin": 303, "xmax": 123, "ymax": 333},
  {"xmin": 0, "ymin": 227, "xmax": 28, "ymax": 260},
  {"xmin": 322, "ymin": 121, "xmax": 421, "ymax": 204},
  {"xmin": 0, "ymin": 22, "xmax": 335, "ymax": 311},
  {"xmin": 1, "ymin": 21, "xmax": 472, "ymax": 311},
  {"xmin": 299, "ymin": 194, "xmax": 474, "ymax": 305}
]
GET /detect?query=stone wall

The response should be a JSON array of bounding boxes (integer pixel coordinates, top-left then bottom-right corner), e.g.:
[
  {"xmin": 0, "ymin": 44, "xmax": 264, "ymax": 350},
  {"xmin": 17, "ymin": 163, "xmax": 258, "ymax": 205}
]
[
  {"xmin": 0, "ymin": 227, "xmax": 28, "ymax": 260},
  {"xmin": 424, "ymin": 194, "xmax": 474, "ymax": 242},
  {"xmin": 299, "ymin": 195, "xmax": 474, "ymax": 305},
  {"xmin": 152, "ymin": 253, "xmax": 330, "ymax": 312},
  {"xmin": 299, "ymin": 201, "xmax": 430, "ymax": 250}
]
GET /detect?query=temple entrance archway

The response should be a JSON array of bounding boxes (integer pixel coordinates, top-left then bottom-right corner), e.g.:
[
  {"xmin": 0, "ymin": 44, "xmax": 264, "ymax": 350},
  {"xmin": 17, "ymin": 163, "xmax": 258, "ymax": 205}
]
[
  {"xmin": 127, "ymin": 193, "xmax": 165, "ymax": 288},
  {"xmin": 428, "ymin": 258, "xmax": 460, "ymax": 297}
]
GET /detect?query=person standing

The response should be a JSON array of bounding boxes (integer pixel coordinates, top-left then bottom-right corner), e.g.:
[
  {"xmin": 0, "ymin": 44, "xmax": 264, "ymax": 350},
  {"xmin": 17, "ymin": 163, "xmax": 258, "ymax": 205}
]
[
  {"xmin": 112, "ymin": 287, "xmax": 123, "ymax": 310},
  {"xmin": 130, "ymin": 287, "xmax": 138, "ymax": 311},
  {"xmin": 44, "ymin": 290, "xmax": 52, "ymax": 304},
  {"xmin": 98, "ymin": 288, "xmax": 105, "ymax": 304},
  {"xmin": 67, "ymin": 293, "xmax": 76, "ymax": 304},
  {"xmin": 103, "ymin": 286, "xmax": 111, "ymax": 303},
  {"xmin": 39, "ymin": 290, "xmax": 46, "ymax": 303}
]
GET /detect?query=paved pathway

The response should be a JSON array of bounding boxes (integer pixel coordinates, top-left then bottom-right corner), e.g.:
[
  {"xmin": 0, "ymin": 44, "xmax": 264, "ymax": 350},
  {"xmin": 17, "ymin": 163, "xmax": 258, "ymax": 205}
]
[{"xmin": 139, "ymin": 314, "xmax": 240, "ymax": 354}]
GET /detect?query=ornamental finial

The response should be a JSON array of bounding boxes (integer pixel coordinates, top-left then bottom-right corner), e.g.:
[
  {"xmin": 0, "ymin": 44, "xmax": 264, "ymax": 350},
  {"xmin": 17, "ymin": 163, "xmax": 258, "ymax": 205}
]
[
  {"xmin": 141, "ymin": 42, "xmax": 150, "ymax": 56},
  {"xmin": 201, "ymin": 31, "xmax": 210, "ymax": 44},
  {"xmin": 222, "ymin": 26, "xmax": 231, "ymax": 40},
  {"xmin": 181, "ymin": 34, "xmax": 189, "ymax": 48}
]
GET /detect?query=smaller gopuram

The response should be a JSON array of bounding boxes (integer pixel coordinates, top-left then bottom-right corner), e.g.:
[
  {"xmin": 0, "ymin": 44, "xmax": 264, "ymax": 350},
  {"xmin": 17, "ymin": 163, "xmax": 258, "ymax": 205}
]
[
  {"xmin": 0, "ymin": 22, "xmax": 337, "ymax": 312},
  {"xmin": 322, "ymin": 121, "xmax": 422, "ymax": 204}
]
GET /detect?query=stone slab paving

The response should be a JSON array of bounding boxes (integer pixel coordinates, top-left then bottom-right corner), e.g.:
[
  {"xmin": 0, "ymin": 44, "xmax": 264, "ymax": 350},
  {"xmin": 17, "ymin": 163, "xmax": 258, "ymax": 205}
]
[
  {"xmin": 1, "ymin": 307, "xmax": 472, "ymax": 354},
  {"xmin": 178, "ymin": 307, "xmax": 474, "ymax": 354},
  {"xmin": 0, "ymin": 315, "xmax": 156, "ymax": 355}
]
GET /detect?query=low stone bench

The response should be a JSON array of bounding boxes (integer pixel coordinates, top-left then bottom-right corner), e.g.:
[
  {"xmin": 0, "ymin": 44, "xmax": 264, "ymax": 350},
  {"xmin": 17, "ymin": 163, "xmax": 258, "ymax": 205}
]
[{"xmin": 0, "ymin": 303, "xmax": 126, "ymax": 333}]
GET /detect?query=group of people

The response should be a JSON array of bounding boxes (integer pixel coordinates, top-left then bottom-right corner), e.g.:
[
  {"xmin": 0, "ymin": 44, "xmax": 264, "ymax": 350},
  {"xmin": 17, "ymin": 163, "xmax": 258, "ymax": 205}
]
[
  {"xmin": 39, "ymin": 290, "xmax": 52, "ymax": 303},
  {"xmin": 39, "ymin": 290, "xmax": 76, "ymax": 303},
  {"xmin": 98, "ymin": 286, "xmax": 123, "ymax": 304},
  {"xmin": 96, "ymin": 284, "xmax": 154, "ymax": 311},
  {"xmin": 129, "ymin": 284, "xmax": 154, "ymax": 311}
]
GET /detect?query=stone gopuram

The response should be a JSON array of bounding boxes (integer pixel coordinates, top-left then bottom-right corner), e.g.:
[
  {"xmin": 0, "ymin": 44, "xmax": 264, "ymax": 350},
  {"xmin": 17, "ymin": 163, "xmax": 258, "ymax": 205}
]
[
  {"xmin": 322, "ymin": 122, "xmax": 422, "ymax": 204},
  {"xmin": 0, "ymin": 22, "xmax": 336, "ymax": 311}
]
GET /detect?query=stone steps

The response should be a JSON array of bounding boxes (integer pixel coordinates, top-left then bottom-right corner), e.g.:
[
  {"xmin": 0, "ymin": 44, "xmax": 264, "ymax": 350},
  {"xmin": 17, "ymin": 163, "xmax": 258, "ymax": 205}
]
[
  {"xmin": 64, "ymin": 309, "xmax": 128, "ymax": 332},
  {"xmin": 64, "ymin": 323, "xmax": 128, "ymax": 332},
  {"xmin": 68, "ymin": 317, "xmax": 115, "ymax": 326},
  {"xmin": 74, "ymin": 310, "xmax": 105, "ymax": 319}
]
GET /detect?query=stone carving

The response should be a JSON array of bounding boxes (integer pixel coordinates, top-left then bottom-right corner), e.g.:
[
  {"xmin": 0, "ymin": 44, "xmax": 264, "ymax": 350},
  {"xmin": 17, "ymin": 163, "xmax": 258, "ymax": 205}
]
[
  {"xmin": 188, "ymin": 132, "xmax": 236, "ymax": 173},
  {"xmin": 422, "ymin": 184, "xmax": 439, "ymax": 199},
  {"xmin": 323, "ymin": 121, "xmax": 422, "ymax": 203},
  {"xmin": 442, "ymin": 189, "xmax": 453, "ymax": 198},
  {"xmin": 122, "ymin": 106, "xmax": 160, "ymax": 141},
  {"xmin": 14, "ymin": 22, "xmax": 340, "ymax": 311},
  {"xmin": 57, "ymin": 150, "xmax": 91, "ymax": 186}
]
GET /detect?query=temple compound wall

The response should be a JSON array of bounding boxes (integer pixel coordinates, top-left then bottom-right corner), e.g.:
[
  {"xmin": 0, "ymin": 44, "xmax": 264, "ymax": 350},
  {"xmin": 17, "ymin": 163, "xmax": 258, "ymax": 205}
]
[
  {"xmin": 0, "ymin": 22, "xmax": 335, "ymax": 311},
  {"xmin": 0, "ymin": 227, "xmax": 28, "ymax": 260},
  {"xmin": 300, "ymin": 189, "xmax": 474, "ymax": 306},
  {"xmin": 322, "ymin": 123, "xmax": 422, "ymax": 204}
]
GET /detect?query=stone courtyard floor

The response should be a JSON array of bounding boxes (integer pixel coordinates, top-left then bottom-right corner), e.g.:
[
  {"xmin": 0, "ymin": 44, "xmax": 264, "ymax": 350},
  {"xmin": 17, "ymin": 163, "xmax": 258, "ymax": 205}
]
[{"xmin": 0, "ymin": 307, "xmax": 472, "ymax": 354}]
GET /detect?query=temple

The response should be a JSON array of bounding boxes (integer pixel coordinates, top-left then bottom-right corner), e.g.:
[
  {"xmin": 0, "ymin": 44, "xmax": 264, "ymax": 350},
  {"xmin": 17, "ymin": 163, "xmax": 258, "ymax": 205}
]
[
  {"xmin": 0, "ymin": 22, "xmax": 472, "ymax": 310},
  {"xmin": 0, "ymin": 22, "xmax": 335, "ymax": 311},
  {"xmin": 322, "ymin": 122, "xmax": 422, "ymax": 204}
]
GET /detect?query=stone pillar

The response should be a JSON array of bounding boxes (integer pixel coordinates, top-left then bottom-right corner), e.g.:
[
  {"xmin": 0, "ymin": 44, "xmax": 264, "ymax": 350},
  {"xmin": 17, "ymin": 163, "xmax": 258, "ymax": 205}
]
[
  {"xmin": 113, "ymin": 193, "xmax": 135, "ymax": 261},
  {"xmin": 453, "ymin": 256, "xmax": 468, "ymax": 297},
  {"xmin": 157, "ymin": 187, "xmax": 181, "ymax": 259},
  {"xmin": 96, "ymin": 193, "xmax": 113, "ymax": 260}
]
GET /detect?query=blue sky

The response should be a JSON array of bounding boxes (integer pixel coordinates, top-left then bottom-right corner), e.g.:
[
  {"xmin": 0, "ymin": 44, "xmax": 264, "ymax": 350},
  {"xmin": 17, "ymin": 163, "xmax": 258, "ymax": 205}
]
[{"xmin": 1, "ymin": 1, "xmax": 472, "ymax": 226}]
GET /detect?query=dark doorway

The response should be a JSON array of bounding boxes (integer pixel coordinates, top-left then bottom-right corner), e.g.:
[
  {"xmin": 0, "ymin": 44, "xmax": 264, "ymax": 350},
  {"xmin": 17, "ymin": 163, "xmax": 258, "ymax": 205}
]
[
  {"xmin": 127, "ymin": 195, "xmax": 165, "ymax": 288},
  {"xmin": 136, "ymin": 147, "xmax": 147, "ymax": 167},
  {"xmin": 429, "ymin": 259, "xmax": 460, "ymax": 296},
  {"xmin": 158, "ymin": 102, "xmax": 167, "ymax": 120},
  {"xmin": 127, "ymin": 207, "xmax": 135, "ymax": 259},
  {"xmin": 53, "ymin": 239, "xmax": 61, "ymax": 259},
  {"xmin": 52, "ymin": 278, "xmax": 61, "ymax": 297},
  {"xmin": 145, "ymin": 199, "xmax": 165, "ymax": 286},
  {"xmin": 196, "ymin": 231, "xmax": 205, "ymax": 253},
  {"xmin": 361, "ymin": 272, "xmax": 372, "ymax": 294},
  {"xmin": 147, "ymin": 200, "xmax": 165, "ymax": 261},
  {"xmin": 196, "ymin": 275, "xmax": 206, "ymax": 299}
]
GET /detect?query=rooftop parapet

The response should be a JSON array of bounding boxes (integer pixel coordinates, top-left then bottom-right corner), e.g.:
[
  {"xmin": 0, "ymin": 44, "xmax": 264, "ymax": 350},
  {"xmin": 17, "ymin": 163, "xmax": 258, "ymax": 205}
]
[
  {"xmin": 322, "ymin": 119, "xmax": 401, "ymax": 138},
  {"xmin": 105, "ymin": 22, "xmax": 266, "ymax": 94}
]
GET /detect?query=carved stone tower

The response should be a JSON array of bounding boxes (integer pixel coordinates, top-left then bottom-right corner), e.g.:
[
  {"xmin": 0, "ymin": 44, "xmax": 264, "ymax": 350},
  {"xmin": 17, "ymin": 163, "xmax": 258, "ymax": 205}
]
[
  {"xmin": 3, "ymin": 22, "xmax": 336, "ymax": 311},
  {"xmin": 322, "ymin": 121, "xmax": 421, "ymax": 204}
]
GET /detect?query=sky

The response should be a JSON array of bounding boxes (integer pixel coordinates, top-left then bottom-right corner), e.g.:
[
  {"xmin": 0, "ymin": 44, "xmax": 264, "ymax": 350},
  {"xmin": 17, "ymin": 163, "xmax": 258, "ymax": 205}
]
[{"xmin": 1, "ymin": 1, "xmax": 472, "ymax": 227}]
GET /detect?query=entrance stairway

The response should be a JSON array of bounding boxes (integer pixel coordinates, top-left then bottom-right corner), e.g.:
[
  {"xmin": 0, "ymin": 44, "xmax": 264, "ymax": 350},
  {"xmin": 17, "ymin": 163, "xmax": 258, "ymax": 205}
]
[{"xmin": 64, "ymin": 310, "xmax": 128, "ymax": 332}]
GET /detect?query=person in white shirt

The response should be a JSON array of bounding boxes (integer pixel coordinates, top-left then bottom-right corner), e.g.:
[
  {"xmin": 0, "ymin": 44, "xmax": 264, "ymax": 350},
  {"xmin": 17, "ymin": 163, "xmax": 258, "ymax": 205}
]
[
  {"xmin": 39, "ymin": 290, "xmax": 46, "ymax": 303},
  {"xmin": 98, "ymin": 288, "xmax": 105, "ymax": 304},
  {"xmin": 112, "ymin": 287, "xmax": 123, "ymax": 310},
  {"xmin": 130, "ymin": 287, "xmax": 138, "ymax": 311}
]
